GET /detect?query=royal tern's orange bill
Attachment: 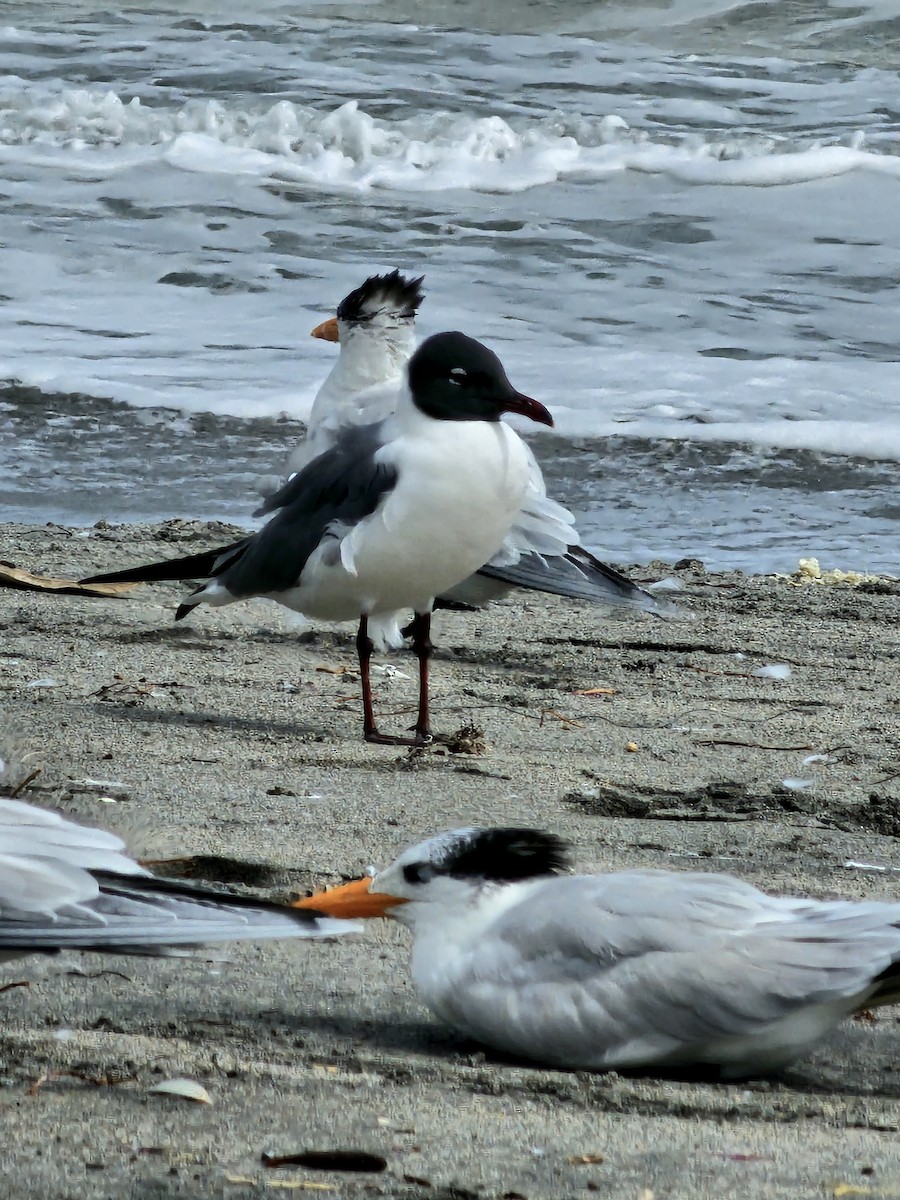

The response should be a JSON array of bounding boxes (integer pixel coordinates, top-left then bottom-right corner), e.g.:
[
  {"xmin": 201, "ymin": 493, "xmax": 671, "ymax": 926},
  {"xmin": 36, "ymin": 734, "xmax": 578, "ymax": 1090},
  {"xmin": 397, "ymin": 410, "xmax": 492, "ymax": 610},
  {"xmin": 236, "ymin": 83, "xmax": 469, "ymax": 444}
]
[
  {"xmin": 292, "ymin": 875, "xmax": 407, "ymax": 918},
  {"xmin": 311, "ymin": 316, "xmax": 340, "ymax": 342}
]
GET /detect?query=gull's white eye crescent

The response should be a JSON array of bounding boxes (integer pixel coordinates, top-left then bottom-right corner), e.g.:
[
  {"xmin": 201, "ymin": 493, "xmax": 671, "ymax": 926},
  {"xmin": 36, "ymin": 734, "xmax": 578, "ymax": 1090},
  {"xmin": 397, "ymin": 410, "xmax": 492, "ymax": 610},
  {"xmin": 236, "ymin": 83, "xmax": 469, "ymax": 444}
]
[{"xmin": 449, "ymin": 367, "xmax": 467, "ymax": 386}]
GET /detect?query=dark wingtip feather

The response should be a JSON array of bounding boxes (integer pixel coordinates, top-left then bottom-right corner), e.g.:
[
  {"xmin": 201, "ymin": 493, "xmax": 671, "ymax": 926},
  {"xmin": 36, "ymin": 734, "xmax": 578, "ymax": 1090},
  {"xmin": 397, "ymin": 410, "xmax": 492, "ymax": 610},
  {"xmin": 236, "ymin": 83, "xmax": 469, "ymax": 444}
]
[
  {"xmin": 336, "ymin": 270, "xmax": 425, "ymax": 325},
  {"xmin": 80, "ymin": 543, "xmax": 237, "ymax": 587},
  {"xmin": 174, "ymin": 601, "xmax": 197, "ymax": 622}
]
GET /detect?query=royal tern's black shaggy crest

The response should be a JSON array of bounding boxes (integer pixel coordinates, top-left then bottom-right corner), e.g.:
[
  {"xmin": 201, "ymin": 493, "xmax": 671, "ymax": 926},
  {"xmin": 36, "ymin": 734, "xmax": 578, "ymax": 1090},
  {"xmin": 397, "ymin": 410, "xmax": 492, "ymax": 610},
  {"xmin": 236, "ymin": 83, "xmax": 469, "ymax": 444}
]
[
  {"xmin": 337, "ymin": 269, "xmax": 425, "ymax": 326},
  {"xmin": 402, "ymin": 828, "xmax": 571, "ymax": 886}
]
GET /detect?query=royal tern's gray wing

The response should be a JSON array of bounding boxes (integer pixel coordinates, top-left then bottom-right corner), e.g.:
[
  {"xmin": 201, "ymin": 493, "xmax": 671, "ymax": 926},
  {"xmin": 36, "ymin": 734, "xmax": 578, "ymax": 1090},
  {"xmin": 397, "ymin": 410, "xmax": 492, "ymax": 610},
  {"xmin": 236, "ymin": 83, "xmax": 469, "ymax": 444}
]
[
  {"xmin": 475, "ymin": 546, "xmax": 676, "ymax": 616},
  {"xmin": 81, "ymin": 540, "xmax": 249, "ymax": 587},
  {"xmin": 0, "ymin": 871, "xmax": 357, "ymax": 957},
  {"xmin": 426, "ymin": 871, "xmax": 900, "ymax": 1075},
  {"xmin": 440, "ymin": 444, "xmax": 678, "ymax": 617},
  {"xmin": 287, "ymin": 378, "xmax": 406, "ymax": 478},
  {"xmin": 177, "ymin": 421, "xmax": 397, "ymax": 618}
]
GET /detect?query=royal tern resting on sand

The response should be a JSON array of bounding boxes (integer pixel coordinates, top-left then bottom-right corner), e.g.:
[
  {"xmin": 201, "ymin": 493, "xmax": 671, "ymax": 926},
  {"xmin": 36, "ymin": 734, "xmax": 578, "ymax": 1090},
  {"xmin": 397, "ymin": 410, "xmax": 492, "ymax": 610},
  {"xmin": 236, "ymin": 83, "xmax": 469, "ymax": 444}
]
[
  {"xmin": 0, "ymin": 798, "xmax": 356, "ymax": 965},
  {"xmin": 298, "ymin": 827, "xmax": 900, "ymax": 1078}
]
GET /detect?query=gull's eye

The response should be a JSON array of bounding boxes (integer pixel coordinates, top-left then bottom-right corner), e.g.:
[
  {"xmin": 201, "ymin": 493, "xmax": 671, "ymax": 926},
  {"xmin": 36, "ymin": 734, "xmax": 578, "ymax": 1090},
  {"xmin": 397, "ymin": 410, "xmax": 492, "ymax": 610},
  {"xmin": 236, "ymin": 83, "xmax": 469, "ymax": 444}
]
[
  {"xmin": 448, "ymin": 367, "xmax": 468, "ymax": 387},
  {"xmin": 403, "ymin": 863, "xmax": 434, "ymax": 885}
]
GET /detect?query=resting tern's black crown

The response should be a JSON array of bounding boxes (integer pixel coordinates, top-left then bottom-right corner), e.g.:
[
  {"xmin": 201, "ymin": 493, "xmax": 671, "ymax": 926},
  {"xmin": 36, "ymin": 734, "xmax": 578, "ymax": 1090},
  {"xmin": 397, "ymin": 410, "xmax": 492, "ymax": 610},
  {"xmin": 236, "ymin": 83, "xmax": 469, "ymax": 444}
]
[{"xmin": 403, "ymin": 828, "xmax": 571, "ymax": 886}]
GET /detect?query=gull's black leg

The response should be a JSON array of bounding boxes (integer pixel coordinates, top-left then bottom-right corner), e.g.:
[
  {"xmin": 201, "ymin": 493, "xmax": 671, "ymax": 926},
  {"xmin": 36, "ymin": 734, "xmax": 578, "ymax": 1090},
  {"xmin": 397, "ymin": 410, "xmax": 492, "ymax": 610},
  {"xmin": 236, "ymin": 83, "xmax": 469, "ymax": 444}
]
[
  {"xmin": 408, "ymin": 610, "xmax": 433, "ymax": 742},
  {"xmin": 357, "ymin": 615, "xmax": 380, "ymax": 742},
  {"xmin": 359, "ymin": 611, "xmax": 435, "ymax": 747}
]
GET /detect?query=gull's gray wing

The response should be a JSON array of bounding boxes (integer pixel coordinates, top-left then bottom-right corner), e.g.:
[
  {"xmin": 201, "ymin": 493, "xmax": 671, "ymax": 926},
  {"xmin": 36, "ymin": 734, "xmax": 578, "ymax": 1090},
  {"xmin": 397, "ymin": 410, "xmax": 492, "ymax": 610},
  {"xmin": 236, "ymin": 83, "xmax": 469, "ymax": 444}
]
[
  {"xmin": 252, "ymin": 419, "xmax": 391, "ymax": 521},
  {"xmin": 178, "ymin": 422, "xmax": 398, "ymax": 613},
  {"xmin": 428, "ymin": 871, "xmax": 900, "ymax": 1073}
]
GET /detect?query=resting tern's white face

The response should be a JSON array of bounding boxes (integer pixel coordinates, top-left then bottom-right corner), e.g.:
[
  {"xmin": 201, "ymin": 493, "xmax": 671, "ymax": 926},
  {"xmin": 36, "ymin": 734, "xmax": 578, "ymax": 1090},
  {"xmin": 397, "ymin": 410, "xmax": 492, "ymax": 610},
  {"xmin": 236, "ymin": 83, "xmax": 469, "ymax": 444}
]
[{"xmin": 294, "ymin": 828, "xmax": 570, "ymax": 931}]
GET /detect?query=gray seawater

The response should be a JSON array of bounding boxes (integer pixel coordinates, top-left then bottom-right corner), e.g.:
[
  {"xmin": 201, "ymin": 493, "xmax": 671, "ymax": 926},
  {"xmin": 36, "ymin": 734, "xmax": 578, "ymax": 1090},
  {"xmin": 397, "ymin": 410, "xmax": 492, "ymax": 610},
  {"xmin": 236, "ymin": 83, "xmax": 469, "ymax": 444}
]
[{"xmin": 1, "ymin": 0, "xmax": 899, "ymax": 572}]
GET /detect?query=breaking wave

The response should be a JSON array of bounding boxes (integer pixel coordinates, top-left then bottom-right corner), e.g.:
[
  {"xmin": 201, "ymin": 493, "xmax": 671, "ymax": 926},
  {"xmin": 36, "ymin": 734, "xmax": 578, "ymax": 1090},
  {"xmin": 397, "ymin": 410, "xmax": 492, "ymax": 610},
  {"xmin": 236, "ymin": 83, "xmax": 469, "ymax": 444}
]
[{"xmin": 0, "ymin": 85, "xmax": 897, "ymax": 194}]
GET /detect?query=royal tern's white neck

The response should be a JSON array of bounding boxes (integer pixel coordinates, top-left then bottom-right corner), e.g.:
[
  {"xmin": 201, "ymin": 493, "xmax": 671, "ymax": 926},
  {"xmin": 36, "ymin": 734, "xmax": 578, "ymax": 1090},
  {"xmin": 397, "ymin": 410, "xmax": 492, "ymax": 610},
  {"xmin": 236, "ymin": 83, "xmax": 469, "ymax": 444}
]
[
  {"xmin": 305, "ymin": 319, "xmax": 415, "ymax": 445},
  {"xmin": 333, "ymin": 317, "xmax": 416, "ymax": 392}
]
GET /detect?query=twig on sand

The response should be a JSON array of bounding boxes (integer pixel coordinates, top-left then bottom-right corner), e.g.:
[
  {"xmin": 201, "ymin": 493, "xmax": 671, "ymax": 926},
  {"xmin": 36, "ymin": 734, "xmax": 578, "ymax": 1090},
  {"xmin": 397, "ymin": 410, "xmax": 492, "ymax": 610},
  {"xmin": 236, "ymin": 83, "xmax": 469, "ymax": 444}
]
[
  {"xmin": 9, "ymin": 768, "xmax": 42, "ymax": 798},
  {"xmin": 693, "ymin": 739, "xmax": 814, "ymax": 751},
  {"xmin": 29, "ymin": 1067, "xmax": 137, "ymax": 1096},
  {"xmin": 539, "ymin": 709, "xmax": 583, "ymax": 729}
]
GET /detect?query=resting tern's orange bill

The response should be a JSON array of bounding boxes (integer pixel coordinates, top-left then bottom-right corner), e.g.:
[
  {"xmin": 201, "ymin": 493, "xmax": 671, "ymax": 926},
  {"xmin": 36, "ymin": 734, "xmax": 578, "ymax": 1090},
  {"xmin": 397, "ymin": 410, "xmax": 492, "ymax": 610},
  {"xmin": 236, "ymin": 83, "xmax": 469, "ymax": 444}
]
[
  {"xmin": 296, "ymin": 825, "xmax": 900, "ymax": 1079},
  {"xmin": 293, "ymin": 874, "xmax": 406, "ymax": 918}
]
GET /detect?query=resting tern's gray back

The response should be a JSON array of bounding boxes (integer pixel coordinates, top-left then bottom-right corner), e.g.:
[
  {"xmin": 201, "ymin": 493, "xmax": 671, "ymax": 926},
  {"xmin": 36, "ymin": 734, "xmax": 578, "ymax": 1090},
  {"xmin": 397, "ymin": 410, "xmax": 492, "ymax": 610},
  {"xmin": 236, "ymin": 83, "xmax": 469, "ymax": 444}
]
[{"xmin": 420, "ymin": 870, "xmax": 900, "ymax": 1076}]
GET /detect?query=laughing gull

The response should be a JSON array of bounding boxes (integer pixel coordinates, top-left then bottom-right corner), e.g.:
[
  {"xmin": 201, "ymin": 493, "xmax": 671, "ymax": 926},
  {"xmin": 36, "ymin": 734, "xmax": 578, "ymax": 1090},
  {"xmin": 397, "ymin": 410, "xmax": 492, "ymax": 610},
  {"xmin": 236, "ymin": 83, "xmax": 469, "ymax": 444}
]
[
  {"xmin": 299, "ymin": 827, "xmax": 900, "ymax": 1078},
  {"xmin": 94, "ymin": 332, "xmax": 553, "ymax": 745},
  {"xmin": 83, "ymin": 272, "xmax": 673, "ymax": 625},
  {"xmin": 0, "ymin": 797, "xmax": 356, "ymax": 965}
]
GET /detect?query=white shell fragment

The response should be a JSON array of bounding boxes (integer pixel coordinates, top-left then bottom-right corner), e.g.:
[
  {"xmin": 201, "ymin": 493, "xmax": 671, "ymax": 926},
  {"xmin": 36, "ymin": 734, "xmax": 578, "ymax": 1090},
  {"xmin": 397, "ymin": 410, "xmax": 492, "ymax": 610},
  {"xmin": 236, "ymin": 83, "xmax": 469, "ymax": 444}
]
[
  {"xmin": 844, "ymin": 860, "xmax": 900, "ymax": 875},
  {"xmin": 147, "ymin": 1078, "xmax": 213, "ymax": 1104},
  {"xmin": 751, "ymin": 664, "xmax": 792, "ymax": 681},
  {"xmin": 789, "ymin": 557, "xmax": 884, "ymax": 586}
]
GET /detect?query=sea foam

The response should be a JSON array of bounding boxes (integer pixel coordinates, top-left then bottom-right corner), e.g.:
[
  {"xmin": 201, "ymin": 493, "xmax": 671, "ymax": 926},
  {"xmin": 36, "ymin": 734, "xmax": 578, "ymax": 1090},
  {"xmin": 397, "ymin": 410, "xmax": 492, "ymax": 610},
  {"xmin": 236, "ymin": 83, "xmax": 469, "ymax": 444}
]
[{"xmin": 0, "ymin": 85, "xmax": 896, "ymax": 195}]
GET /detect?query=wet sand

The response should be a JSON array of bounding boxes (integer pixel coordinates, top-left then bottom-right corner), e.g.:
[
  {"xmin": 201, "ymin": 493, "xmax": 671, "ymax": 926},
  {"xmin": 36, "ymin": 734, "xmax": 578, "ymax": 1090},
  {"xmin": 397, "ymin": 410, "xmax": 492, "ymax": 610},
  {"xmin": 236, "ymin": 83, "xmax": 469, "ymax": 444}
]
[{"xmin": 1, "ymin": 519, "xmax": 899, "ymax": 1199}]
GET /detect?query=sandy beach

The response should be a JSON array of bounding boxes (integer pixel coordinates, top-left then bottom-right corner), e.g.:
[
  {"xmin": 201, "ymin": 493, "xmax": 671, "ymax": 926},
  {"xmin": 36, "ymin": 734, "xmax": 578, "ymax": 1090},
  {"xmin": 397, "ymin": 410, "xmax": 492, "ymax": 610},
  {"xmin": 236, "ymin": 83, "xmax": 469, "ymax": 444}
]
[{"xmin": 1, "ymin": 518, "xmax": 899, "ymax": 1200}]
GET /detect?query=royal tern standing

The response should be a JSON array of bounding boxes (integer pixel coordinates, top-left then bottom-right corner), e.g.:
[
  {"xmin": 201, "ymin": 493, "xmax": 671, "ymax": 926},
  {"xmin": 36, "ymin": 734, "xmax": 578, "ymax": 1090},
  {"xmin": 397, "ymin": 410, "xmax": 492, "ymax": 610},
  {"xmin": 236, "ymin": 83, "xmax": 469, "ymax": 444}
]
[
  {"xmin": 292, "ymin": 269, "xmax": 424, "ymax": 474},
  {"xmin": 0, "ymin": 797, "xmax": 356, "ymax": 965},
  {"xmin": 298, "ymin": 827, "xmax": 900, "ymax": 1078}
]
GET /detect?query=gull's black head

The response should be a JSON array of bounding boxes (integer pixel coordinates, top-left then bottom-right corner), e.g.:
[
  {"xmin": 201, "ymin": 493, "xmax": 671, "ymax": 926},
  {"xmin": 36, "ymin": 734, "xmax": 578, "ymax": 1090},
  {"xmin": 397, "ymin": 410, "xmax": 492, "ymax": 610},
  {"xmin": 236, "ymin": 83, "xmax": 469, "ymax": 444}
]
[
  {"xmin": 407, "ymin": 331, "xmax": 553, "ymax": 427},
  {"xmin": 336, "ymin": 270, "xmax": 425, "ymax": 326},
  {"xmin": 396, "ymin": 827, "xmax": 571, "ymax": 888}
]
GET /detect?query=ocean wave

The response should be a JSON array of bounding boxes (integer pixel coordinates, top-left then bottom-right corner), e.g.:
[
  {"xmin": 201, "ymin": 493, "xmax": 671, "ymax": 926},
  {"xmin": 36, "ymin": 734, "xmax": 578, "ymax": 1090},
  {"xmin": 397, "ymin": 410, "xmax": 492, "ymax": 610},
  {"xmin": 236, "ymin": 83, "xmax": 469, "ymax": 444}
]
[{"xmin": 0, "ymin": 86, "xmax": 897, "ymax": 193}]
